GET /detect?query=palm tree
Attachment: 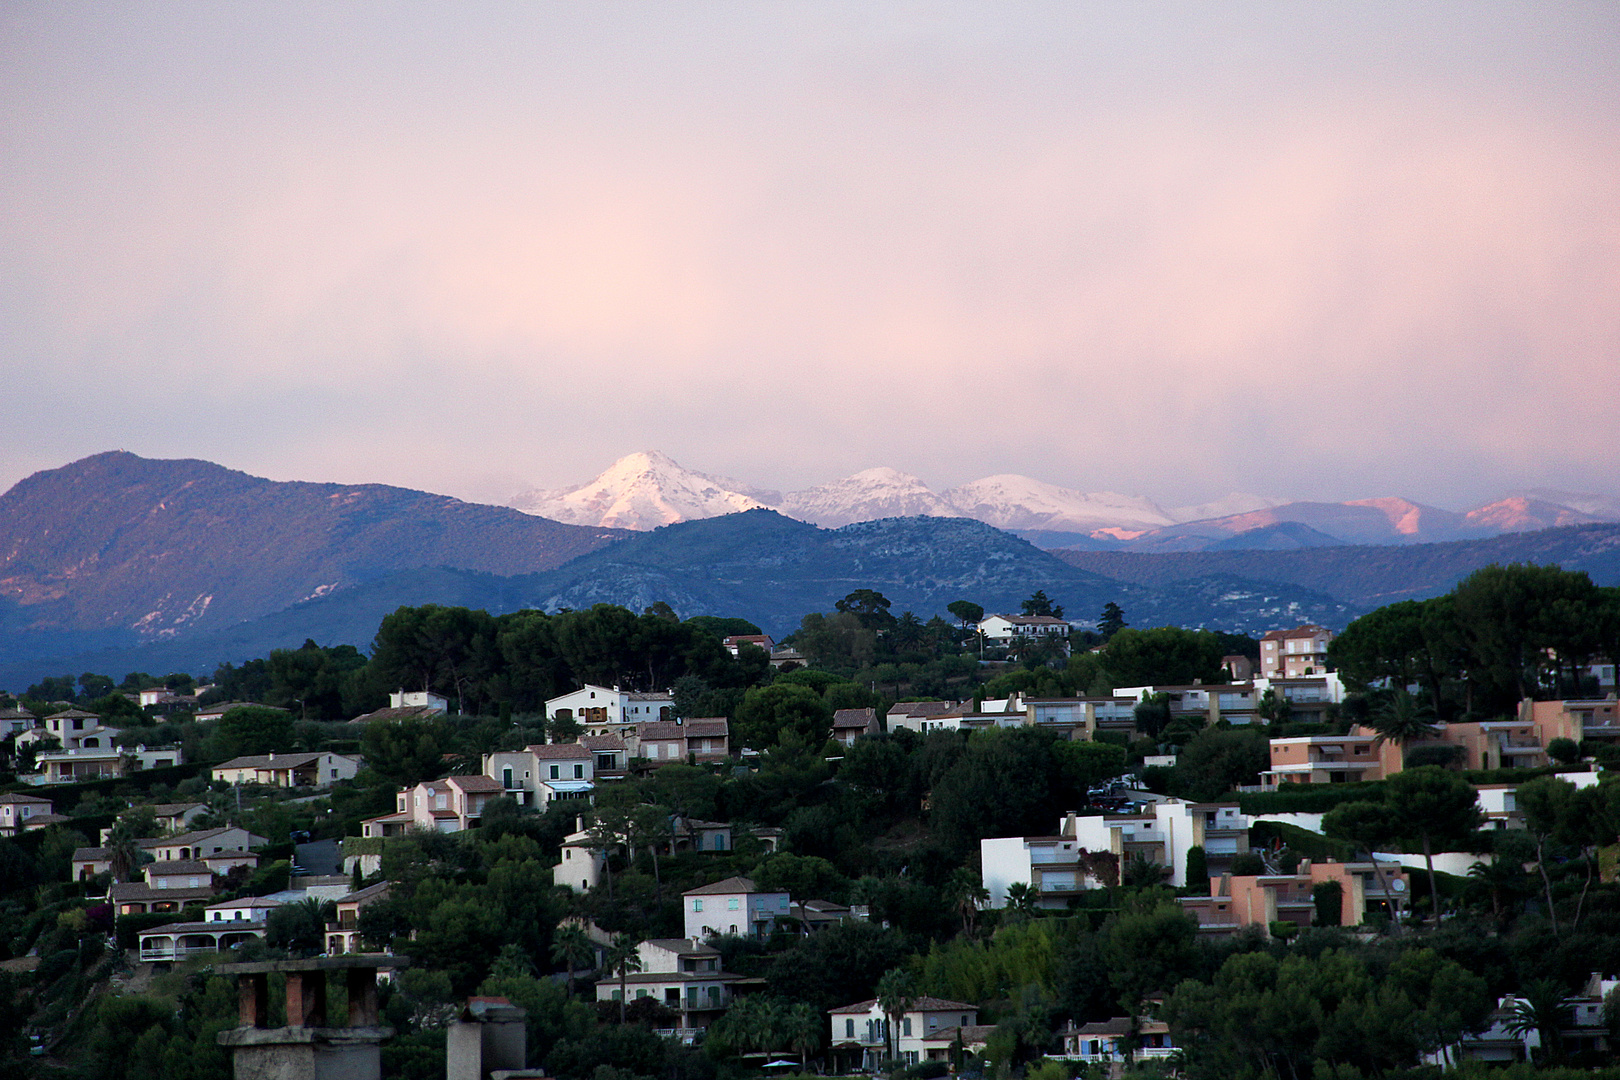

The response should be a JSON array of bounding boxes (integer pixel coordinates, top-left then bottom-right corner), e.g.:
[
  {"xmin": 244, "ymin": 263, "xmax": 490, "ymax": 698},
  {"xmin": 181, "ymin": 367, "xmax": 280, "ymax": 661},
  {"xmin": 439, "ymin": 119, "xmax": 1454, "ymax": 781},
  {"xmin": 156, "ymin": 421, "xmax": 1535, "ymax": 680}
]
[
  {"xmin": 945, "ymin": 868, "xmax": 989, "ymax": 939},
  {"xmin": 550, "ymin": 924, "xmax": 595, "ymax": 998},
  {"xmin": 781, "ymin": 1000, "xmax": 822, "ymax": 1069},
  {"xmin": 875, "ymin": 967, "xmax": 916, "ymax": 1069},
  {"xmin": 1004, "ymin": 881, "xmax": 1037, "ymax": 920},
  {"xmin": 1505, "ymin": 979, "xmax": 1574, "ymax": 1064},
  {"xmin": 1366, "ymin": 687, "xmax": 1439, "ymax": 757},
  {"xmin": 606, "ymin": 933, "xmax": 642, "ymax": 1024}
]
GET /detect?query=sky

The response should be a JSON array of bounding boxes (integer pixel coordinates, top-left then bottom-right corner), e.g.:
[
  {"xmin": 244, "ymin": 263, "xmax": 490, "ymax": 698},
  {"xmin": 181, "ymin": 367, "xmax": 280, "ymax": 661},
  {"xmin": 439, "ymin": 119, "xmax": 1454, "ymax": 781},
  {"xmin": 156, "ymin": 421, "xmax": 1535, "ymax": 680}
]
[{"xmin": 2, "ymin": 3, "xmax": 1617, "ymax": 512}]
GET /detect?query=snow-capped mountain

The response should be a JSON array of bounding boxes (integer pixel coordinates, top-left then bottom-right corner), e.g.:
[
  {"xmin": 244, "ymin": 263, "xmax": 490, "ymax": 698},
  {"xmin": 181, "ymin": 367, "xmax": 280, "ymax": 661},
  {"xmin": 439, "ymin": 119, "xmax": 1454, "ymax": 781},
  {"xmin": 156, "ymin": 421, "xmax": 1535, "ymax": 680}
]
[
  {"xmin": 1463, "ymin": 496, "xmax": 1604, "ymax": 532},
  {"xmin": 1167, "ymin": 492, "xmax": 1288, "ymax": 524},
  {"xmin": 505, "ymin": 451, "xmax": 1620, "ymax": 551},
  {"xmin": 944, "ymin": 474, "xmax": 1173, "ymax": 534},
  {"xmin": 508, "ymin": 451, "xmax": 768, "ymax": 531},
  {"xmin": 778, "ymin": 467, "xmax": 964, "ymax": 529}
]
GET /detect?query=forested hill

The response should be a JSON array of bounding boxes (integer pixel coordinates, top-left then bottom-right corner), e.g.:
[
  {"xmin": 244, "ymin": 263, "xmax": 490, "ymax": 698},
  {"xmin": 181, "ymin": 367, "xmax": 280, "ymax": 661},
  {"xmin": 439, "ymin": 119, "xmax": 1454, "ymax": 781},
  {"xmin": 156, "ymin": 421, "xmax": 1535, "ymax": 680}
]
[
  {"xmin": 0, "ymin": 452, "xmax": 625, "ymax": 660},
  {"xmin": 1051, "ymin": 523, "xmax": 1620, "ymax": 609}
]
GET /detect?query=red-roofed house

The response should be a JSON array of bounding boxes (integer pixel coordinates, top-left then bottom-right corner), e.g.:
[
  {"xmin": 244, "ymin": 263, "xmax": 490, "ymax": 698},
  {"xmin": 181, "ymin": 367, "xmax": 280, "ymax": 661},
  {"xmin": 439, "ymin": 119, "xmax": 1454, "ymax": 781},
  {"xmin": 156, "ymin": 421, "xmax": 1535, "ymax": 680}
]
[{"xmin": 828, "ymin": 996, "xmax": 979, "ymax": 1070}]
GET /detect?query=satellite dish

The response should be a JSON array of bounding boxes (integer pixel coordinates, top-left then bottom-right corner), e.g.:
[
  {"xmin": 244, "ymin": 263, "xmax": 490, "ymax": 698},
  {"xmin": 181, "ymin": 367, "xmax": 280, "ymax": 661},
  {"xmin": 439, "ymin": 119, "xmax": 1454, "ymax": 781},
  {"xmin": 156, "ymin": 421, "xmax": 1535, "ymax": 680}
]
[{"xmin": 1391, "ymin": 879, "xmax": 1406, "ymax": 892}]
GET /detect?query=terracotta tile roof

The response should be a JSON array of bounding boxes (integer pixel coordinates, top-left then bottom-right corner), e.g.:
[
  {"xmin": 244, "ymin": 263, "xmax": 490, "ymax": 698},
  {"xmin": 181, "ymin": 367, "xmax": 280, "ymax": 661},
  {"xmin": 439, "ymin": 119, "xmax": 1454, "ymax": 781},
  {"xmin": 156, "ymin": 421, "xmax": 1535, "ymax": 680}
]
[
  {"xmin": 448, "ymin": 775, "xmax": 504, "ymax": 792},
  {"xmin": 147, "ymin": 860, "xmax": 211, "ymax": 876},
  {"xmin": 684, "ymin": 720, "xmax": 728, "ymax": 738},
  {"xmin": 832, "ymin": 708, "xmax": 877, "ymax": 728},
  {"xmin": 216, "ymin": 752, "xmax": 327, "ymax": 770},
  {"xmin": 637, "ymin": 722, "xmax": 685, "ymax": 740},
  {"xmin": 524, "ymin": 743, "xmax": 591, "ymax": 759},
  {"xmin": 348, "ymin": 705, "xmax": 442, "ymax": 724},
  {"xmin": 1260, "ymin": 625, "xmax": 1330, "ymax": 640},
  {"xmin": 0, "ymin": 793, "xmax": 52, "ymax": 805}
]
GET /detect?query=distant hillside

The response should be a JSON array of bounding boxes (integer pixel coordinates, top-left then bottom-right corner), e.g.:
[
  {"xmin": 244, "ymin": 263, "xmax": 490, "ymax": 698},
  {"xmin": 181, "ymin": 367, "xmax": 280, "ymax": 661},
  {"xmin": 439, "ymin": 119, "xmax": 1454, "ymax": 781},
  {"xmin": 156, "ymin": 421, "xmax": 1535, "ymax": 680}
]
[
  {"xmin": 0, "ymin": 452, "xmax": 625, "ymax": 662},
  {"xmin": 1051, "ymin": 523, "xmax": 1620, "ymax": 607}
]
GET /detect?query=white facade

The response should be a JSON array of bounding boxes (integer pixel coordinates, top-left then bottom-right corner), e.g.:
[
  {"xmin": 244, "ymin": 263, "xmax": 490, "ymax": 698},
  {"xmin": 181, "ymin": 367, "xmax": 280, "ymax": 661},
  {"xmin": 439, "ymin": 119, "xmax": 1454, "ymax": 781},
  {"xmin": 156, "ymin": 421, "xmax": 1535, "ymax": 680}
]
[
  {"xmin": 388, "ymin": 689, "xmax": 448, "ymax": 712},
  {"xmin": 683, "ymin": 877, "xmax": 791, "ymax": 940},
  {"xmin": 547, "ymin": 684, "xmax": 673, "ymax": 727},
  {"xmin": 982, "ymin": 801, "xmax": 1249, "ymax": 907},
  {"xmin": 978, "ymin": 615, "xmax": 1071, "ymax": 643},
  {"xmin": 553, "ymin": 826, "xmax": 609, "ymax": 892},
  {"xmin": 484, "ymin": 744, "xmax": 596, "ymax": 808},
  {"xmin": 829, "ymin": 997, "xmax": 979, "ymax": 1069}
]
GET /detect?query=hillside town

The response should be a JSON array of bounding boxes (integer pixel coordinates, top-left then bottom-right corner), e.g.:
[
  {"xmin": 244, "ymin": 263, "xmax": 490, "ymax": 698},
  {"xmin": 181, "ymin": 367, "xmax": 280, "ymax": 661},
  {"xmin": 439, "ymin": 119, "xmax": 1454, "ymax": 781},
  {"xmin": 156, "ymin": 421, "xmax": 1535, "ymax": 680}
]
[{"xmin": 2, "ymin": 563, "xmax": 1619, "ymax": 1080}]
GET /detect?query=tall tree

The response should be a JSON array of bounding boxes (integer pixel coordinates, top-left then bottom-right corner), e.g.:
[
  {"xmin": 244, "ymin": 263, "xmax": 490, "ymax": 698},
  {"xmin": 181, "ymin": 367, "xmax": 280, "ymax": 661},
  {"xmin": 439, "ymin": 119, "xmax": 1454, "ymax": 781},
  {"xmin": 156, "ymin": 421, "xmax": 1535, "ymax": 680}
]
[
  {"xmin": 947, "ymin": 600, "xmax": 984, "ymax": 628},
  {"xmin": 1382, "ymin": 767, "xmax": 1483, "ymax": 927},
  {"xmin": 1021, "ymin": 590, "xmax": 1064, "ymax": 619},
  {"xmin": 1097, "ymin": 602, "xmax": 1127, "ymax": 640}
]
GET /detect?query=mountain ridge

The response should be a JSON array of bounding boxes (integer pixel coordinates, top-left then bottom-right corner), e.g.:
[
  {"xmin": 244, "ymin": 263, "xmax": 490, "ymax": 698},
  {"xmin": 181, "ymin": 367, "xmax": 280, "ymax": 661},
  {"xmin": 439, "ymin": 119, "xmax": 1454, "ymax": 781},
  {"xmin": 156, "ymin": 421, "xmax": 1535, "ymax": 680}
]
[{"xmin": 502, "ymin": 451, "xmax": 1620, "ymax": 546}]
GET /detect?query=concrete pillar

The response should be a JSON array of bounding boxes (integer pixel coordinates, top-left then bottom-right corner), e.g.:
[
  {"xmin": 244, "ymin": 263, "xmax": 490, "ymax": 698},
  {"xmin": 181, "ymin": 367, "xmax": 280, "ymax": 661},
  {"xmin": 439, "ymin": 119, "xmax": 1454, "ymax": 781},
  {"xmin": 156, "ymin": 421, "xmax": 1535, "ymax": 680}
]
[{"xmin": 446, "ymin": 998, "xmax": 530, "ymax": 1080}]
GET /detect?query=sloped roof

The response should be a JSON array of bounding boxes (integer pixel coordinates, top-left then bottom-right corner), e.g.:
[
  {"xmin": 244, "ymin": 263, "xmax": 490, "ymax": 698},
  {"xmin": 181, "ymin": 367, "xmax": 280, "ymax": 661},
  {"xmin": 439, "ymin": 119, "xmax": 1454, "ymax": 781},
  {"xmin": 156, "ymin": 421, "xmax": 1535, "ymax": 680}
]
[
  {"xmin": 832, "ymin": 708, "xmax": 878, "ymax": 728},
  {"xmin": 215, "ymin": 752, "xmax": 327, "ymax": 770},
  {"xmin": 0, "ymin": 793, "xmax": 52, "ymax": 805},
  {"xmin": 448, "ymin": 775, "xmax": 504, "ymax": 792},
  {"xmin": 829, "ymin": 996, "xmax": 977, "ymax": 1014},
  {"xmin": 684, "ymin": 720, "xmax": 729, "ymax": 738},
  {"xmin": 524, "ymin": 743, "xmax": 591, "ymax": 759},
  {"xmin": 147, "ymin": 860, "xmax": 211, "ymax": 876},
  {"xmin": 580, "ymin": 735, "xmax": 627, "ymax": 752},
  {"xmin": 684, "ymin": 875, "xmax": 758, "ymax": 896}
]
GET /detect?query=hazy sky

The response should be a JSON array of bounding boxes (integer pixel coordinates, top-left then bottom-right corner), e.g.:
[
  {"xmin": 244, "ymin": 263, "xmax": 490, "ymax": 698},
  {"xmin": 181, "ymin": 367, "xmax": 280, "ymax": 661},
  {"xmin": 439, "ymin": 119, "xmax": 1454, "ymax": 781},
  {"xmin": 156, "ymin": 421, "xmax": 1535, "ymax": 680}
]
[{"xmin": 3, "ymin": 3, "xmax": 1617, "ymax": 510}]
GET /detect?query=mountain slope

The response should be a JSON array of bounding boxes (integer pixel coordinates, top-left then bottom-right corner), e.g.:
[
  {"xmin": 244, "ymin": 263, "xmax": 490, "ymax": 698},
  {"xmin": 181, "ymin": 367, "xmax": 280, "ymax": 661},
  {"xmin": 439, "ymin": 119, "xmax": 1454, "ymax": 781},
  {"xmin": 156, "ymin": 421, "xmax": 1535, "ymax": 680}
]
[
  {"xmin": 778, "ymin": 468, "xmax": 964, "ymax": 528},
  {"xmin": 509, "ymin": 451, "xmax": 769, "ymax": 530},
  {"xmin": 0, "ymin": 452, "xmax": 624, "ymax": 658},
  {"xmin": 1052, "ymin": 523, "xmax": 1620, "ymax": 608},
  {"xmin": 944, "ymin": 475, "xmax": 1172, "ymax": 534}
]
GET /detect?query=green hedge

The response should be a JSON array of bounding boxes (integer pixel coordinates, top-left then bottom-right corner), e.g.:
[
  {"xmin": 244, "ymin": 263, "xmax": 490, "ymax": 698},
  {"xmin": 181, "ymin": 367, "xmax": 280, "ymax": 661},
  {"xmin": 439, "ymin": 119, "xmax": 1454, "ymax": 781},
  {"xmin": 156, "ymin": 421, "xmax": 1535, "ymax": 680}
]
[
  {"xmin": 1239, "ymin": 782, "xmax": 1386, "ymax": 815},
  {"xmin": 1248, "ymin": 820, "xmax": 1357, "ymax": 862},
  {"xmin": 340, "ymin": 837, "xmax": 383, "ymax": 857}
]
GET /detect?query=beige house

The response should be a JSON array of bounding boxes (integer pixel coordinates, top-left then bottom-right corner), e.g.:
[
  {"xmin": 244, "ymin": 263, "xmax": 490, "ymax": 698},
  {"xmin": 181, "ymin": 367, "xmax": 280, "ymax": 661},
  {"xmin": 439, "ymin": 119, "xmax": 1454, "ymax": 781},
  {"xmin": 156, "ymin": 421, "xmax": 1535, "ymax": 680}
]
[
  {"xmin": 213, "ymin": 750, "xmax": 363, "ymax": 788},
  {"xmin": 1260, "ymin": 625, "xmax": 1334, "ymax": 678},
  {"xmin": 1179, "ymin": 858, "xmax": 1411, "ymax": 935}
]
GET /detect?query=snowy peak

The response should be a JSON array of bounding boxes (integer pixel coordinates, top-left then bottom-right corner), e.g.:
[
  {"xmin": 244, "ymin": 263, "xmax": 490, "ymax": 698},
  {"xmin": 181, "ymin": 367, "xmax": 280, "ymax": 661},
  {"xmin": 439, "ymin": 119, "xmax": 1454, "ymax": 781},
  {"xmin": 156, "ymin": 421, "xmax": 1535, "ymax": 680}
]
[
  {"xmin": 509, "ymin": 451, "xmax": 767, "ymax": 530},
  {"xmin": 1167, "ymin": 492, "xmax": 1287, "ymax": 524},
  {"xmin": 779, "ymin": 467, "xmax": 963, "ymax": 529},
  {"xmin": 1464, "ymin": 496, "xmax": 1602, "ymax": 533},
  {"xmin": 944, "ymin": 474, "xmax": 1172, "ymax": 533},
  {"xmin": 1343, "ymin": 497, "xmax": 1462, "ymax": 537}
]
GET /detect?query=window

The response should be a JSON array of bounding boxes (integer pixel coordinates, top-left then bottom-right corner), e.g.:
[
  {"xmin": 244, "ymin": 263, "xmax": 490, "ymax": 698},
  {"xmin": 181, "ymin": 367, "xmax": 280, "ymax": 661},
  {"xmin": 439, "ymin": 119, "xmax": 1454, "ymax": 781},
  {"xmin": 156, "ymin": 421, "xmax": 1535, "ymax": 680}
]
[
  {"xmin": 728, "ymin": 898, "xmax": 739, "ymax": 910},
  {"xmin": 902, "ymin": 1018, "xmax": 912, "ymax": 1037},
  {"xmin": 549, "ymin": 765, "xmax": 560, "ymax": 780},
  {"xmin": 503, "ymin": 767, "xmax": 513, "ymax": 788},
  {"xmin": 846, "ymin": 1019, "xmax": 855, "ymax": 1038},
  {"xmin": 693, "ymin": 899, "xmax": 703, "ymax": 912},
  {"xmin": 574, "ymin": 764, "xmax": 584, "ymax": 779}
]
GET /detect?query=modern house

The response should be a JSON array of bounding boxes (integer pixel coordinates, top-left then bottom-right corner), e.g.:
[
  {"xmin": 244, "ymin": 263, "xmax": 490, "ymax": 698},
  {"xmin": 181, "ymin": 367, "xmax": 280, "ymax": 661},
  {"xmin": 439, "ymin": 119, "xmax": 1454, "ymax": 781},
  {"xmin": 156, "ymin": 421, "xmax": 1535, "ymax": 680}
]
[
  {"xmin": 16, "ymin": 708, "xmax": 120, "ymax": 751},
  {"xmin": 1179, "ymin": 859, "xmax": 1411, "ymax": 935},
  {"xmin": 1262, "ymin": 731, "xmax": 1400, "ymax": 788},
  {"xmin": 981, "ymin": 801, "xmax": 1249, "ymax": 907},
  {"xmin": 683, "ymin": 876, "xmax": 791, "ymax": 940},
  {"xmin": 885, "ymin": 701, "xmax": 965, "ymax": 734}
]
